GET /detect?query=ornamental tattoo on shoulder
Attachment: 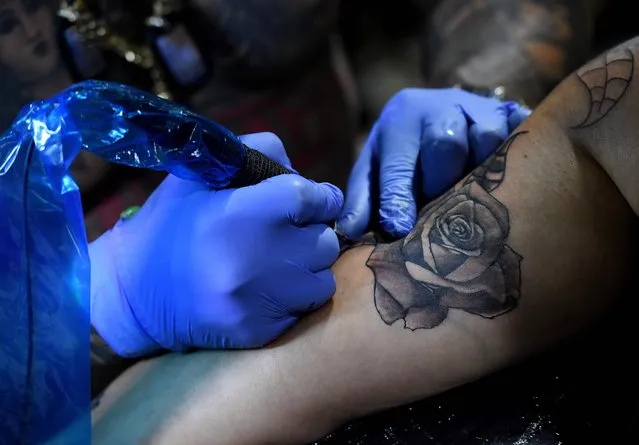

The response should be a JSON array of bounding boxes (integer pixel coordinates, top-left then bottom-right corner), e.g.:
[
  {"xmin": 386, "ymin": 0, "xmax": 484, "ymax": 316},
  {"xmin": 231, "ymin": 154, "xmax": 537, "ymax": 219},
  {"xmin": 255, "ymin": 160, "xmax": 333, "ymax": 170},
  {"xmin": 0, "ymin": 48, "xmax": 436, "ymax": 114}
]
[
  {"xmin": 572, "ymin": 44, "xmax": 634, "ymax": 128},
  {"xmin": 366, "ymin": 132, "xmax": 526, "ymax": 330}
]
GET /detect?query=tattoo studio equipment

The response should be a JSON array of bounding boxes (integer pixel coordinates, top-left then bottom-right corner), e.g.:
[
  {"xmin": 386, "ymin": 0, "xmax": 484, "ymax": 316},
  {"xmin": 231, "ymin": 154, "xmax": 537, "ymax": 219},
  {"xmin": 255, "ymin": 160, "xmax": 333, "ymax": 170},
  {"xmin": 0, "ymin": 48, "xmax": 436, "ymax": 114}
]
[{"xmin": 0, "ymin": 79, "xmax": 294, "ymax": 444}]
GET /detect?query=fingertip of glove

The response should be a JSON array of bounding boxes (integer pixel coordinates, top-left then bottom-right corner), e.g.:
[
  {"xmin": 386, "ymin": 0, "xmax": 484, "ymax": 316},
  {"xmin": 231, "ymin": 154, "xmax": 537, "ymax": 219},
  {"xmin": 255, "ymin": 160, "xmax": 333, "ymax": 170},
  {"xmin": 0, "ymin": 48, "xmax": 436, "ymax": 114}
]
[
  {"xmin": 318, "ymin": 181, "xmax": 344, "ymax": 205},
  {"xmin": 335, "ymin": 211, "xmax": 367, "ymax": 241},
  {"xmin": 381, "ymin": 219, "xmax": 413, "ymax": 239},
  {"xmin": 505, "ymin": 102, "xmax": 532, "ymax": 126},
  {"xmin": 379, "ymin": 206, "xmax": 415, "ymax": 239}
]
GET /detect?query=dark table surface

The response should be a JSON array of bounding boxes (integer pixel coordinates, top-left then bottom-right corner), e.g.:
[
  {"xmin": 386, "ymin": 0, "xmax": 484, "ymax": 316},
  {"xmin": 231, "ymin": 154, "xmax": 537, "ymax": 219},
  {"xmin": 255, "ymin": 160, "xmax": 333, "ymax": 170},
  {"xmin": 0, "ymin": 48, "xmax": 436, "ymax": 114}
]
[{"xmin": 313, "ymin": 297, "xmax": 639, "ymax": 445}]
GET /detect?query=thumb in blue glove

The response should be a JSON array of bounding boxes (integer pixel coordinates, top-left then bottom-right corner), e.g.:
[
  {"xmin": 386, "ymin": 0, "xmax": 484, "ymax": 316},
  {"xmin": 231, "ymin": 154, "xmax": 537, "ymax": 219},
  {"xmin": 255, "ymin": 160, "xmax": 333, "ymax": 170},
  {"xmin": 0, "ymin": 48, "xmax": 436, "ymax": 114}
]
[
  {"xmin": 90, "ymin": 132, "xmax": 343, "ymax": 356},
  {"xmin": 337, "ymin": 88, "xmax": 531, "ymax": 240}
]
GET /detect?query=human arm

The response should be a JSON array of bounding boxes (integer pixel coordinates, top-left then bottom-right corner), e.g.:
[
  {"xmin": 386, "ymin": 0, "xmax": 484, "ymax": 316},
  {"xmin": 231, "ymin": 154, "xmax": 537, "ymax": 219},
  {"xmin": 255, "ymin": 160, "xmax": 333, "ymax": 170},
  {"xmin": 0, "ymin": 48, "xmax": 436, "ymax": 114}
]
[{"xmin": 92, "ymin": 39, "xmax": 639, "ymax": 445}]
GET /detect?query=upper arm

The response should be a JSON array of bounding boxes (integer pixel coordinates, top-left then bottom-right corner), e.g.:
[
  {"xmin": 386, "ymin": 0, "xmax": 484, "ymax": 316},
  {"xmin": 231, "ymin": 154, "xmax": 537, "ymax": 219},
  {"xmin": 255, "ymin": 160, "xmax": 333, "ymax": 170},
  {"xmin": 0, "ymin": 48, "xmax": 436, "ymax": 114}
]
[{"xmin": 550, "ymin": 36, "xmax": 639, "ymax": 214}]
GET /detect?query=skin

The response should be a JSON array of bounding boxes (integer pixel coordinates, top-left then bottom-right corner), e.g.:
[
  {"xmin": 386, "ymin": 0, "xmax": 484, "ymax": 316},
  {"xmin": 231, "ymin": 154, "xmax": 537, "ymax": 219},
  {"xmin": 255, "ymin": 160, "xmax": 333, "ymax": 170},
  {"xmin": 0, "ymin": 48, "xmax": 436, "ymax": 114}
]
[{"xmin": 91, "ymin": 36, "xmax": 639, "ymax": 445}]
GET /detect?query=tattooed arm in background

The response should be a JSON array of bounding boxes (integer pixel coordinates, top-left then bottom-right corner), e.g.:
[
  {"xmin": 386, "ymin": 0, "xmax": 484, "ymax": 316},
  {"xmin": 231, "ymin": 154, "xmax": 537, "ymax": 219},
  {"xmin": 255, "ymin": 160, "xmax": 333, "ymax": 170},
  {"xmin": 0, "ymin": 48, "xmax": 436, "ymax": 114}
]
[
  {"xmin": 91, "ymin": 38, "xmax": 639, "ymax": 445},
  {"xmin": 424, "ymin": 0, "xmax": 604, "ymax": 106}
]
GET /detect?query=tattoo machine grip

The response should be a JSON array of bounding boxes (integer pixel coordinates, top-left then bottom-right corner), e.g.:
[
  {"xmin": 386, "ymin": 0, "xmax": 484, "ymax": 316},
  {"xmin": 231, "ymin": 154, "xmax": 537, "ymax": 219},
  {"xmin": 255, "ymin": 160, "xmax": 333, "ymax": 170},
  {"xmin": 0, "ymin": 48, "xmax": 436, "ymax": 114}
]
[
  {"xmin": 228, "ymin": 145, "xmax": 354, "ymax": 249},
  {"xmin": 227, "ymin": 145, "xmax": 294, "ymax": 188}
]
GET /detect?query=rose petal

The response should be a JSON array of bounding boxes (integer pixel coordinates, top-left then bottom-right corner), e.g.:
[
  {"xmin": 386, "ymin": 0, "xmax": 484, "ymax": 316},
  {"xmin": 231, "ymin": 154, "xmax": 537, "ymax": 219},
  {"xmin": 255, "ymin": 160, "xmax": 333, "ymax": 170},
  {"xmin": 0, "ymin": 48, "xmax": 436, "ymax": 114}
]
[
  {"xmin": 438, "ymin": 246, "xmax": 522, "ymax": 319},
  {"xmin": 404, "ymin": 305, "xmax": 448, "ymax": 330},
  {"xmin": 436, "ymin": 203, "xmax": 484, "ymax": 255},
  {"xmin": 431, "ymin": 243, "xmax": 468, "ymax": 276},
  {"xmin": 406, "ymin": 261, "xmax": 457, "ymax": 288},
  {"xmin": 422, "ymin": 232, "xmax": 440, "ymax": 273},
  {"xmin": 440, "ymin": 261, "xmax": 506, "ymax": 311},
  {"xmin": 466, "ymin": 182, "xmax": 509, "ymax": 234},
  {"xmin": 414, "ymin": 184, "xmax": 507, "ymax": 280},
  {"xmin": 368, "ymin": 244, "xmax": 439, "ymax": 313},
  {"xmin": 443, "ymin": 201, "xmax": 507, "ymax": 282},
  {"xmin": 374, "ymin": 284, "xmax": 405, "ymax": 325},
  {"xmin": 415, "ymin": 193, "xmax": 469, "ymax": 272},
  {"xmin": 474, "ymin": 202, "xmax": 507, "ymax": 247},
  {"xmin": 445, "ymin": 255, "xmax": 499, "ymax": 283},
  {"xmin": 438, "ymin": 201, "xmax": 476, "ymax": 239},
  {"xmin": 402, "ymin": 223, "xmax": 421, "ymax": 247},
  {"xmin": 403, "ymin": 233, "xmax": 427, "ymax": 268},
  {"xmin": 406, "ymin": 260, "xmax": 504, "ymax": 297}
]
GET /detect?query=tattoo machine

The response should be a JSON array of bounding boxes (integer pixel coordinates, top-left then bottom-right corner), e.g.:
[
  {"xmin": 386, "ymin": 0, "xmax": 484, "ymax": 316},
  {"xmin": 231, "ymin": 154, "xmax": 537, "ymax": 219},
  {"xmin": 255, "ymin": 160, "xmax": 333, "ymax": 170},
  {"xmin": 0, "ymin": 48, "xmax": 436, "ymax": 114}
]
[
  {"xmin": 44, "ymin": 80, "xmax": 295, "ymax": 187},
  {"xmin": 41, "ymin": 80, "xmax": 349, "ymax": 242},
  {"xmin": 0, "ymin": 79, "xmax": 340, "ymax": 444}
]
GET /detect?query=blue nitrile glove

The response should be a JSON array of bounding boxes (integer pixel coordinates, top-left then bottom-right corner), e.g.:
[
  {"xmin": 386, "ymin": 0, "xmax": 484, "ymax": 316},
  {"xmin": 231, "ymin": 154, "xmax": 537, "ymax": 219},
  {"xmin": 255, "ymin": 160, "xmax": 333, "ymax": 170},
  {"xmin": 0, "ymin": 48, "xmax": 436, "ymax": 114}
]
[
  {"xmin": 337, "ymin": 88, "xmax": 531, "ymax": 239},
  {"xmin": 89, "ymin": 132, "xmax": 343, "ymax": 356}
]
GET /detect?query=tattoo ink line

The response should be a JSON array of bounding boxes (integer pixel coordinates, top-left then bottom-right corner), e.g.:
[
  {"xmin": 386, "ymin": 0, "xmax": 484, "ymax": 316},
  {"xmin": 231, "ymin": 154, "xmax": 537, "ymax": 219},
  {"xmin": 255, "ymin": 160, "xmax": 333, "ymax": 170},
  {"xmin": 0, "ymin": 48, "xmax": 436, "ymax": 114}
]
[{"xmin": 572, "ymin": 47, "xmax": 634, "ymax": 129}]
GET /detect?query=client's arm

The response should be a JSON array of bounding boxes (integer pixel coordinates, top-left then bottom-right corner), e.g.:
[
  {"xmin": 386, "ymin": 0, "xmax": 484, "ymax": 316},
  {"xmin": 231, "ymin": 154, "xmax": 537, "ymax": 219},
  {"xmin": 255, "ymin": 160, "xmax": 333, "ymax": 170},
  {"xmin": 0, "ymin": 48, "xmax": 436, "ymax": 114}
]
[{"xmin": 92, "ymin": 39, "xmax": 639, "ymax": 445}]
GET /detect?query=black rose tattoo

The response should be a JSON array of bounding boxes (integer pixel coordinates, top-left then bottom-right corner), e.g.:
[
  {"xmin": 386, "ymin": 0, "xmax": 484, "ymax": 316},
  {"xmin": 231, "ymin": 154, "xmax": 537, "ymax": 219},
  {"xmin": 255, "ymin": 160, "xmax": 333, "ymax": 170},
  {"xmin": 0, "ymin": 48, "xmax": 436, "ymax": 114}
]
[{"xmin": 366, "ymin": 132, "xmax": 526, "ymax": 330}]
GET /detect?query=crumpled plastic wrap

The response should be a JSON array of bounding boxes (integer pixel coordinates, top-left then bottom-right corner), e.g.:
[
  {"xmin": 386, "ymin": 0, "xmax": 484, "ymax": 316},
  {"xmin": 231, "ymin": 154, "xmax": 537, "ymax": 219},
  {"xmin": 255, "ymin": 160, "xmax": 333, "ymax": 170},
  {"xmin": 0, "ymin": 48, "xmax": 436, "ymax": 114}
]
[
  {"xmin": 0, "ymin": 103, "xmax": 90, "ymax": 445},
  {"xmin": 0, "ymin": 80, "xmax": 250, "ymax": 444},
  {"xmin": 28, "ymin": 79, "xmax": 249, "ymax": 187}
]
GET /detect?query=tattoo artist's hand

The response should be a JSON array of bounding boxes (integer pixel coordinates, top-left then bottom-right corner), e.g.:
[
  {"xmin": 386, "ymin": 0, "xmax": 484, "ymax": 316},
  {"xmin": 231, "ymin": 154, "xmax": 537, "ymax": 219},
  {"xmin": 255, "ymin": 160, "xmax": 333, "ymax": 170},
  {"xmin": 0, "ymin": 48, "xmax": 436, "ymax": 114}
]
[
  {"xmin": 89, "ymin": 132, "xmax": 343, "ymax": 356},
  {"xmin": 336, "ymin": 88, "xmax": 530, "ymax": 239}
]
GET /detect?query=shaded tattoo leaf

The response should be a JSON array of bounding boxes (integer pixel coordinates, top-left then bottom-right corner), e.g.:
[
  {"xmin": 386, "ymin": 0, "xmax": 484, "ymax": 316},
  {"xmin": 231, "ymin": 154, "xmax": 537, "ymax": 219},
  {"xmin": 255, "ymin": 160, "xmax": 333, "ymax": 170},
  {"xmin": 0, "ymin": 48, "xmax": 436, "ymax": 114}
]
[
  {"xmin": 367, "ymin": 242, "xmax": 449, "ymax": 329},
  {"xmin": 464, "ymin": 131, "xmax": 528, "ymax": 192}
]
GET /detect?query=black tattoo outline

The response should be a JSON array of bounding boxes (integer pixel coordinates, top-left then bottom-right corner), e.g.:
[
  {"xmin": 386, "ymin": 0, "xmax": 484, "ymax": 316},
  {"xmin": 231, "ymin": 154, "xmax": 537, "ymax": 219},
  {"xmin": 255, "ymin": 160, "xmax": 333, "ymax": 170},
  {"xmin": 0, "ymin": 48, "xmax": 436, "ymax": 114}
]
[
  {"xmin": 572, "ymin": 47, "xmax": 634, "ymax": 128},
  {"xmin": 365, "ymin": 132, "xmax": 526, "ymax": 331}
]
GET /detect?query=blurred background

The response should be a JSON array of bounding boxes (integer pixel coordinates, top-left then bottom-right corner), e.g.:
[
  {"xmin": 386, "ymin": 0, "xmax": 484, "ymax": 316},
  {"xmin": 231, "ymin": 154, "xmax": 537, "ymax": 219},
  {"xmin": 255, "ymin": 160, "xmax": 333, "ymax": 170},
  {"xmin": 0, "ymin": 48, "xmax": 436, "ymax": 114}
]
[
  {"xmin": 0, "ymin": 0, "xmax": 631, "ymax": 240},
  {"xmin": 1, "ymin": 0, "xmax": 634, "ymax": 241},
  {"xmin": 1, "ymin": 0, "xmax": 637, "ymax": 443}
]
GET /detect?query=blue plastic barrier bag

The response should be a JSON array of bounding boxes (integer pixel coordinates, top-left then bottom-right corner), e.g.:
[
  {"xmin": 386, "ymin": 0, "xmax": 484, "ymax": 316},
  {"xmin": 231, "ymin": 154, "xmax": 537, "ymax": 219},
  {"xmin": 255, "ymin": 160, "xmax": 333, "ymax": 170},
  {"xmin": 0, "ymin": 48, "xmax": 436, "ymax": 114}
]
[
  {"xmin": 0, "ymin": 104, "xmax": 91, "ymax": 444},
  {"xmin": 0, "ymin": 80, "xmax": 250, "ymax": 444}
]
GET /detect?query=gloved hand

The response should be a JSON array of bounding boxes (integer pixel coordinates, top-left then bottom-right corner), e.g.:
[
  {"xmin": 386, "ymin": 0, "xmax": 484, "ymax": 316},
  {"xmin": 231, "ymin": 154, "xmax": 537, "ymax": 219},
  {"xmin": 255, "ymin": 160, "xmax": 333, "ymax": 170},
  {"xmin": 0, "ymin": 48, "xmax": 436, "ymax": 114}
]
[
  {"xmin": 90, "ymin": 132, "xmax": 343, "ymax": 356},
  {"xmin": 336, "ymin": 88, "xmax": 530, "ymax": 240}
]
